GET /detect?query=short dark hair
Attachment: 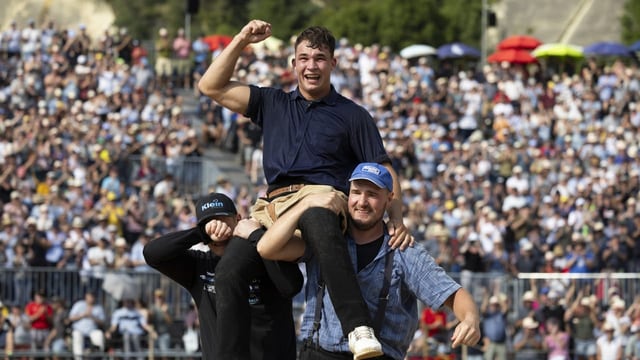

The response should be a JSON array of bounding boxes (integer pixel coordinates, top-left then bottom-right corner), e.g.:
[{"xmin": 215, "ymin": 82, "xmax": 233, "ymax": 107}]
[{"xmin": 295, "ymin": 26, "xmax": 336, "ymax": 56}]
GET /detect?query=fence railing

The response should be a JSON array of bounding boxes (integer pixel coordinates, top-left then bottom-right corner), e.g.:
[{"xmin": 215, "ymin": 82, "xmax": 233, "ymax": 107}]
[
  {"xmin": 1, "ymin": 268, "xmax": 639, "ymax": 359},
  {"xmin": 3, "ymin": 268, "xmax": 638, "ymax": 320}
]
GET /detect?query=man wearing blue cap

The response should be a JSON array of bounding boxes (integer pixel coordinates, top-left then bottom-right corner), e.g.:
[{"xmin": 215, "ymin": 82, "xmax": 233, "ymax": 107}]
[
  {"xmin": 240, "ymin": 163, "xmax": 481, "ymax": 359},
  {"xmin": 143, "ymin": 193, "xmax": 301, "ymax": 360}
]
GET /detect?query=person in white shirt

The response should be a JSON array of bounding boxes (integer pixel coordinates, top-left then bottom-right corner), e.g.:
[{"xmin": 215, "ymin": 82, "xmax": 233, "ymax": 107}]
[
  {"xmin": 597, "ymin": 322, "xmax": 623, "ymax": 360},
  {"xmin": 67, "ymin": 292, "xmax": 106, "ymax": 360},
  {"xmin": 84, "ymin": 238, "xmax": 114, "ymax": 295}
]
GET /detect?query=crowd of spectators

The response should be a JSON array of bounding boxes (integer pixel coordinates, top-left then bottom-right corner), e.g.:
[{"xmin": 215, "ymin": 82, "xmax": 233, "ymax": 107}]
[{"xmin": 1, "ymin": 17, "xmax": 640, "ymax": 359}]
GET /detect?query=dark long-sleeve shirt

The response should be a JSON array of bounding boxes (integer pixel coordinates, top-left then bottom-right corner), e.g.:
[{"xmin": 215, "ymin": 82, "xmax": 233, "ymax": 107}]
[{"xmin": 143, "ymin": 228, "xmax": 297, "ymax": 360}]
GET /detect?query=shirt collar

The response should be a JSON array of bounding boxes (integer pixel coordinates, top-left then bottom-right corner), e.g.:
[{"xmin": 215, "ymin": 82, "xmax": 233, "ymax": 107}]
[
  {"xmin": 346, "ymin": 222, "xmax": 392, "ymax": 258},
  {"xmin": 289, "ymin": 85, "xmax": 338, "ymax": 106}
]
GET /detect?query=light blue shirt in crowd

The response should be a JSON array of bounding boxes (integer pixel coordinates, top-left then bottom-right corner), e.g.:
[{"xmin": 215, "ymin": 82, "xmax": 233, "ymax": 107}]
[
  {"xmin": 110, "ymin": 306, "xmax": 147, "ymax": 336},
  {"xmin": 299, "ymin": 226, "xmax": 461, "ymax": 360},
  {"xmin": 69, "ymin": 300, "xmax": 106, "ymax": 335}
]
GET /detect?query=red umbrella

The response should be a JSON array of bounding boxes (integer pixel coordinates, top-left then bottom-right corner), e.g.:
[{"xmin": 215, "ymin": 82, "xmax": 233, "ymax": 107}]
[
  {"xmin": 487, "ymin": 49, "xmax": 537, "ymax": 64},
  {"xmin": 497, "ymin": 35, "xmax": 542, "ymax": 50},
  {"xmin": 203, "ymin": 34, "xmax": 232, "ymax": 51}
]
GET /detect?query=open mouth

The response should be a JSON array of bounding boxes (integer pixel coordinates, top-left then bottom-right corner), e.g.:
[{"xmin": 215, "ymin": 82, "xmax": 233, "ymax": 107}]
[{"xmin": 304, "ymin": 74, "xmax": 320, "ymax": 82}]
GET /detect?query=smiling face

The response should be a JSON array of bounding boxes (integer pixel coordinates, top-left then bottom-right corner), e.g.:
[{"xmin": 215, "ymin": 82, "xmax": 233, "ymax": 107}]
[
  {"xmin": 292, "ymin": 41, "xmax": 336, "ymax": 101},
  {"xmin": 291, "ymin": 26, "xmax": 336, "ymax": 101},
  {"xmin": 348, "ymin": 180, "xmax": 392, "ymax": 233}
]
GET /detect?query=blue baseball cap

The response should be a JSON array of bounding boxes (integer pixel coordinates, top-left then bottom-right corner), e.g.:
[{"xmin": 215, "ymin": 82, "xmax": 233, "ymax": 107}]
[{"xmin": 349, "ymin": 163, "xmax": 393, "ymax": 192}]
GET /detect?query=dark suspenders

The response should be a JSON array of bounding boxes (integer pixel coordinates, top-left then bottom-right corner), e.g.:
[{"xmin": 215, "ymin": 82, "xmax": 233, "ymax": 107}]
[{"xmin": 309, "ymin": 250, "xmax": 396, "ymax": 344}]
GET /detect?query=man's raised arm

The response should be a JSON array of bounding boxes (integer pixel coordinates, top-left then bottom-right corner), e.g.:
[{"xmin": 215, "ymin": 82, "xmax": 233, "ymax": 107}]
[{"xmin": 198, "ymin": 19, "xmax": 272, "ymax": 114}]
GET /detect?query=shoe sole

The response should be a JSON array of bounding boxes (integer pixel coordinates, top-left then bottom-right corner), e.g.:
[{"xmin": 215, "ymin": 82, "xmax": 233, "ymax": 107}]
[{"xmin": 353, "ymin": 349, "xmax": 384, "ymax": 360}]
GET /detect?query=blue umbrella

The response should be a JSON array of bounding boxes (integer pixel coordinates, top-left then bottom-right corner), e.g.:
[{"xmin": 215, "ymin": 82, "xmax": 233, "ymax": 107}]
[
  {"xmin": 630, "ymin": 40, "xmax": 640, "ymax": 52},
  {"xmin": 583, "ymin": 41, "xmax": 632, "ymax": 57},
  {"xmin": 437, "ymin": 42, "xmax": 481, "ymax": 59}
]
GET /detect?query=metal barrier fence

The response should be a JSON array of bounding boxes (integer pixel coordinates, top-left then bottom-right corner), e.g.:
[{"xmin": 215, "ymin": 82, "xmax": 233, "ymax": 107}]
[
  {"xmin": 1, "ymin": 269, "xmax": 639, "ymax": 359},
  {"xmin": 0, "ymin": 268, "xmax": 191, "ymax": 318}
]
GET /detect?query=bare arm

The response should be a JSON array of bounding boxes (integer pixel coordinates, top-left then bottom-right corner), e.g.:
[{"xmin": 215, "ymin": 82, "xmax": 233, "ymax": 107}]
[
  {"xmin": 253, "ymin": 192, "xmax": 346, "ymax": 261},
  {"xmin": 198, "ymin": 19, "xmax": 272, "ymax": 114},
  {"xmin": 382, "ymin": 162, "xmax": 413, "ymax": 250},
  {"xmin": 443, "ymin": 288, "xmax": 482, "ymax": 348}
]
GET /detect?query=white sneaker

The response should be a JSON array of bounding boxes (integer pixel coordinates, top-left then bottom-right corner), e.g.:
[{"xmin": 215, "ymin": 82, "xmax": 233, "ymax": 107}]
[{"xmin": 348, "ymin": 326, "xmax": 383, "ymax": 360}]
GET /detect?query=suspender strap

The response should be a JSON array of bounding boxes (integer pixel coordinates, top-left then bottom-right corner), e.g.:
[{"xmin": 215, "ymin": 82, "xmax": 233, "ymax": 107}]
[
  {"xmin": 373, "ymin": 250, "xmax": 395, "ymax": 333},
  {"xmin": 308, "ymin": 249, "xmax": 395, "ymax": 343}
]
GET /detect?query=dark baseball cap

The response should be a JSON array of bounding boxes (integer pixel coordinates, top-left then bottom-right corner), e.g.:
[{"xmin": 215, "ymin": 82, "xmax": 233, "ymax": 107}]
[{"xmin": 195, "ymin": 193, "xmax": 237, "ymax": 226}]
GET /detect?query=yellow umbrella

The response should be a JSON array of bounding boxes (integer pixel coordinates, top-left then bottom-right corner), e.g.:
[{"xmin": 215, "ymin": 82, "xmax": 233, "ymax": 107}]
[{"xmin": 532, "ymin": 43, "xmax": 583, "ymax": 58}]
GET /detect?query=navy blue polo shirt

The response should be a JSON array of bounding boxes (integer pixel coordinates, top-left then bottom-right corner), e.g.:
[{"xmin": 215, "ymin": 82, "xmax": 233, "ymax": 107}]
[{"xmin": 246, "ymin": 85, "xmax": 390, "ymax": 194}]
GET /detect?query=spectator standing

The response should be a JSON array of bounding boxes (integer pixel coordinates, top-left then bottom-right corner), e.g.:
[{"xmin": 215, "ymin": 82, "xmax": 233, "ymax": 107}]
[
  {"xmin": 172, "ymin": 28, "xmax": 191, "ymax": 88},
  {"xmin": 25, "ymin": 289, "xmax": 53, "ymax": 355},
  {"xmin": 565, "ymin": 234, "xmax": 596, "ymax": 273},
  {"xmin": 565, "ymin": 295, "xmax": 598, "ymax": 360},
  {"xmin": 149, "ymin": 288, "xmax": 173, "ymax": 357},
  {"xmin": 515, "ymin": 291, "xmax": 539, "ymax": 332},
  {"xmin": 597, "ymin": 322, "xmax": 623, "ymax": 360},
  {"xmin": 84, "ymin": 238, "xmax": 114, "ymax": 296},
  {"xmin": 420, "ymin": 306, "xmax": 454, "ymax": 358},
  {"xmin": 182, "ymin": 302, "xmax": 199, "ymax": 355},
  {"xmin": 3, "ymin": 192, "xmax": 28, "ymax": 229},
  {"xmin": 543, "ymin": 317, "xmax": 570, "ymax": 360},
  {"xmin": 43, "ymin": 297, "xmax": 68, "ymax": 359},
  {"xmin": 115, "ymin": 28, "xmax": 135, "ymax": 65},
  {"xmin": 0, "ymin": 301, "xmax": 14, "ymax": 359},
  {"xmin": 481, "ymin": 293, "xmax": 508, "ymax": 360},
  {"xmin": 8, "ymin": 304, "xmax": 30, "ymax": 356},
  {"xmin": 106, "ymin": 297, "xmax": 156, "ymax": 360},
  {"xmin": 191, "ymin": 33, "xmax": 210, "ymax": 96},
  {"xmin": 113, "ymin": 237, "xmax": 131, "ymax": 271},
  {"xmin": 536, "ymin": 290, "xmax": 567, "ymax": 334},
  {"xmin": 460, "ymin": 233, "xmax": 486, "ymax": 291},
  {"xmin": 129, "ymin": 228, "xmax": 153, "ymax": 273},
  {"xmin": 155, "ymin": 28, "xmax": 172, "ymax": 88},
  {"xmin": 512, "ymin": 317, "xmax": 544, "ymax": 360},
  {"xmin": 9, "ymin": 242, "xmax": 32, "ymax": 306},
  {"xmin": 626, "ymin": 324, "xmax": 640, "ymax": 360},
  {"xmin": 122, "ymin": 195, "xmax": 146, "ymax": 245},
  {"xmin": 68, "ymin": 291, "xmax": 106, "ymax": 360},
  {"xmin": 605, "ymin": 297, "xmax": 631, "ymax": 347}
]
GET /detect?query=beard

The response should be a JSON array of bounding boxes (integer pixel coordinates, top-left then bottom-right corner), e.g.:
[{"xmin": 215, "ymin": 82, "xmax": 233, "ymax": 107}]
[{"xmin": 350, "ymin": 208, "xmax": 384, "ymax": 231}]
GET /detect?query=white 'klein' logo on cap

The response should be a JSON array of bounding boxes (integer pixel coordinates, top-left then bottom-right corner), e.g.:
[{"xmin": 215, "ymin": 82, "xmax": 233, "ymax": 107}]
[
  {"xmin": 362, "ymin": 165, "xmax": 381, "ymax": 175},
  {"xmin": 202, "ymin": 199, "xmax": 224, "ymax": 211}
]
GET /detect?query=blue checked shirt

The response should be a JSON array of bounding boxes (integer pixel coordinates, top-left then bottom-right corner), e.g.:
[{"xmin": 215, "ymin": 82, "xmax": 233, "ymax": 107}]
[{"xmin": 299, "ymin": 226, "xmax": 461, "ymax": 359}]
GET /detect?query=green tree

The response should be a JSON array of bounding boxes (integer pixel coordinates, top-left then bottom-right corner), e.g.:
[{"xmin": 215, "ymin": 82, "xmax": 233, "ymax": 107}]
[
  {"xmin": 309, "ymin": 0, "xmax": 483, "ymax": 52},
  {"xmin": 105, "ymin": 0, "xmax": 486, "ymax": 51},
  {"xmin": 621, "ymin": 0, "xmax": 640, "ymax": 43},
  {"xmin": 437, "ymin": 0, "xmax": 483, "ymax": 47},
  {"xmin": 106, "ymin": 0, "xmax": 251, "ymax": 40},
  {"xmin": 106, "ymin": 0, "xmax": 171, "ymax": 40},
  {"xmin": 248, "ymin": 0, "xmax": 320, "ymax": 40}
]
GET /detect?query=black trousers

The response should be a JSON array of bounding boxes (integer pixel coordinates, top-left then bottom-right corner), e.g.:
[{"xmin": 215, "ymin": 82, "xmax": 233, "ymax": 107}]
[
  {"xmin": 215, "ymin": 236, "xmax": 302, "ymax": 359},
  {"xmin": 298, "ymin": 207, "xmax": 372, "ymax": 335}
]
